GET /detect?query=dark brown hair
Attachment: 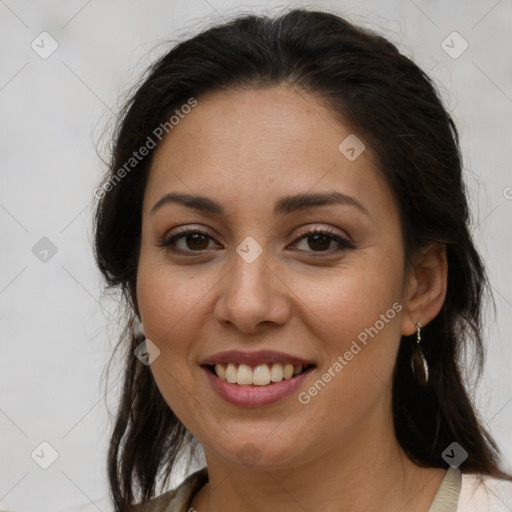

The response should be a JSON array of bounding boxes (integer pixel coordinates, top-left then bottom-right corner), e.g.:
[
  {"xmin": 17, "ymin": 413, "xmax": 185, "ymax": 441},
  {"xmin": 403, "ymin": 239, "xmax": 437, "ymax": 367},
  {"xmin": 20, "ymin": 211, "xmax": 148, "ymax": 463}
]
[{"xmin": 92, "ymin": 7, "xmax": 511, "ymax": 511}]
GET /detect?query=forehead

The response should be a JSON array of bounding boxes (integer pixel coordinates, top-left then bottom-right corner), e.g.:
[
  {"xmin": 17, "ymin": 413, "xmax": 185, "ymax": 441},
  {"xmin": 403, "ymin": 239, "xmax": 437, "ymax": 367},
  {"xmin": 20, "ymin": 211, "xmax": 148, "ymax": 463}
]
[{"xmin": 144, "ymin": 86, "xmax": 393, "ymax": 220}]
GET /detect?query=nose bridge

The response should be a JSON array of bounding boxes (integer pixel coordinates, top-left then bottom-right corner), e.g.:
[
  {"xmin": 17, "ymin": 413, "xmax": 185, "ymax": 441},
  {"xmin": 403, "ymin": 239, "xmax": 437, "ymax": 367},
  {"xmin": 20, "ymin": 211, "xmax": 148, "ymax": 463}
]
[
  {"xmin": 237, "ymin": 239, "xmax": 268, "ymax": 277},
  {"xmin": 215, "ymin": 240, "xmax": 290, "ymax": 330},
  {"xmin": 228, "ymin": 244, "xmax": 273, "ymax": 304}
]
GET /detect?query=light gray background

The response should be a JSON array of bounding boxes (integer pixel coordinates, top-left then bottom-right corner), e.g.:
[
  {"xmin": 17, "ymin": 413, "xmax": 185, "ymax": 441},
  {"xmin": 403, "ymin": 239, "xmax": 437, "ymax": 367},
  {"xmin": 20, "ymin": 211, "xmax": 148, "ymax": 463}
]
[{"xmin": 1, "ymin": 1, "xmax": 511, "ymax": 511}]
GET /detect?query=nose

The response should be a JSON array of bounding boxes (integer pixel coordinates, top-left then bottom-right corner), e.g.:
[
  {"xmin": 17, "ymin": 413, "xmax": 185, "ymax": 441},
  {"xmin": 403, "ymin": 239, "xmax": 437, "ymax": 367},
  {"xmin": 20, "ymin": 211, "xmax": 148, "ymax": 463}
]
[{"xmin": 213, "ymin": 250, "xmax": 291, "ymax": 333}]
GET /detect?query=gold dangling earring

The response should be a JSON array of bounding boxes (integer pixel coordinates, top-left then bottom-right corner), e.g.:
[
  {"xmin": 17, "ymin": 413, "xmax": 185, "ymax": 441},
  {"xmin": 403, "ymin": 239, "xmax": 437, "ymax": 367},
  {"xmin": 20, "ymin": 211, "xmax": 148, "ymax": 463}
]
[{"xmin": 411, "ymin": 321, "xmax": 429, "ymax": 385}]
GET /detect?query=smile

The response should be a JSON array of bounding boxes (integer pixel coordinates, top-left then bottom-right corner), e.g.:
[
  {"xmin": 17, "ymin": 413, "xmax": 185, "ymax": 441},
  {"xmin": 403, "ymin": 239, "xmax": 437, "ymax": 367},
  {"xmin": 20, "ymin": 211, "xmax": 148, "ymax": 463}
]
[
  {"xmin": 209, "ymin": 362, "xmax": 314, "ymax": 386},
  {"xmin": 202, "ymin": 363, "xmax": 316, "ymax": 407}
]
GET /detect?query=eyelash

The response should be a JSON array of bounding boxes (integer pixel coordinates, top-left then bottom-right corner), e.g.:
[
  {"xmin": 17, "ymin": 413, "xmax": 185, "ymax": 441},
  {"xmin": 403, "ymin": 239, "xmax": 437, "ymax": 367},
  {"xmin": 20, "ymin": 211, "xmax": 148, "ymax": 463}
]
[{"xmin": 157, "ymin": 226, "xmax": 355, "ymax": 255}]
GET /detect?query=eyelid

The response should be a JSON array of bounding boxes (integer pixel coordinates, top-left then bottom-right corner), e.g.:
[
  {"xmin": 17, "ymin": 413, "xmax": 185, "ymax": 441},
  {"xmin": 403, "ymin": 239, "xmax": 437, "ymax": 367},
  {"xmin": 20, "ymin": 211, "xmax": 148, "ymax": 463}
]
[
  {"xmin": 162, "ymin": 224, "xmax": 214, "ymax": 238},
  {"xmin": 294, "ymin": 224, "xmax": 352, "ymax": 243}
]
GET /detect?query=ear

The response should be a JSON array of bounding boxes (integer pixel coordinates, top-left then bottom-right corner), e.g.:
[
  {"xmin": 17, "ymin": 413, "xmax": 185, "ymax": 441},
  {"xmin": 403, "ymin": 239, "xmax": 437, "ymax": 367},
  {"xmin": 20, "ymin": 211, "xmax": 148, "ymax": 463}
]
[{"xmin": 401, "ymin": 243, "xmax": 448, "ymax": 336}]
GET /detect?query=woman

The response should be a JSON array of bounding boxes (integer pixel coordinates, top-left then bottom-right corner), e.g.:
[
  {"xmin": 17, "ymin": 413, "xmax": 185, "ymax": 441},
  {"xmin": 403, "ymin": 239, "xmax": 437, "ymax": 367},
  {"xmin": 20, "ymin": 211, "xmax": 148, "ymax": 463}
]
[{"xmin": 93, "ymin": 8, "xmax": 512, "ymax": 511}]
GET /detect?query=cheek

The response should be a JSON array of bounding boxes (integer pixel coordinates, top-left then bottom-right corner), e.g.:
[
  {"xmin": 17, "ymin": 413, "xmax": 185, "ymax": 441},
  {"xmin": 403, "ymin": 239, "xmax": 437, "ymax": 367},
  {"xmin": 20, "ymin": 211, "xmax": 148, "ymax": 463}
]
[
  {"xmin": 136, "ymin": 258, "xmax": 210, "ymax": 347},
  {"xmin": 298, "ymin": 289, "xmax": 402, "ymax": 445},
  {"xmin": 299, "ymin": 253, "xmax": 404, "ymax": 404},
  {"xmin": 136, "ymin": 261, "xmax": 207, "ymax": 425},
  {"xmin": 299, "ymin": 250, "xmax": 403, "ymax": 344}
]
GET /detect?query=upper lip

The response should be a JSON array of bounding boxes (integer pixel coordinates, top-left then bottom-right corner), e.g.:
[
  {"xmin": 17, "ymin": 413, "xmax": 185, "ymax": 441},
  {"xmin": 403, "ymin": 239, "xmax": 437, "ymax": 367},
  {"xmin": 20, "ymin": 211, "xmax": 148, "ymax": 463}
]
[{"xmin": 200, "ymin": 350, "xmax": 316, "ymax": 367}]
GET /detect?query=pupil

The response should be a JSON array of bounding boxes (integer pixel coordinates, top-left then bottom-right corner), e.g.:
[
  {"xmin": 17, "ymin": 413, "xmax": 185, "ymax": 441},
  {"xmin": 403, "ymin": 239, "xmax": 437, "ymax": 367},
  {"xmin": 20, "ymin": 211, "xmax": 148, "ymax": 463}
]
[
  {"xmin": 188, "ymin": 233, "xmax": 208, "ymax": 250},
  {"xmin": 309, "ymin": 234, "xmax": 330, "ymax": 251}
]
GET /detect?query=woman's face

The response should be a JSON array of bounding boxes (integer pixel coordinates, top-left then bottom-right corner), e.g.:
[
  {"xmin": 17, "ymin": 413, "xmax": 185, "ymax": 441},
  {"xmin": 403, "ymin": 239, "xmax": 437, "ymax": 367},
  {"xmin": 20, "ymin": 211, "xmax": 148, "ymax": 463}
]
[{"xmin": 136, "ymin": 86, "xmax": 413, "ymax": 469}]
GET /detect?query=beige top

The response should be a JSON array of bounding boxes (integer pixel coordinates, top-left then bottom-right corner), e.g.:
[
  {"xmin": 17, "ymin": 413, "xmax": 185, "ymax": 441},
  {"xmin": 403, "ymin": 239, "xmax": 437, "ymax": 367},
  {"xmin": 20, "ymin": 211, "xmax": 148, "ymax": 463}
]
[{"xmin": 134, "ymin": 466, "xmax": 512, "ymax": 511}]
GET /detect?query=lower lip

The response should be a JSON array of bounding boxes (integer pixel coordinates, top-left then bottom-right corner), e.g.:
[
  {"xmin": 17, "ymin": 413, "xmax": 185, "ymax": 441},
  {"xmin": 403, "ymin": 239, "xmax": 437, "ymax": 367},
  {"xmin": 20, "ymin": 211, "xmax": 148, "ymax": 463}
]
[{"xmin": 202, "ymin": 366, "xmax": 315, "ymax": 407}]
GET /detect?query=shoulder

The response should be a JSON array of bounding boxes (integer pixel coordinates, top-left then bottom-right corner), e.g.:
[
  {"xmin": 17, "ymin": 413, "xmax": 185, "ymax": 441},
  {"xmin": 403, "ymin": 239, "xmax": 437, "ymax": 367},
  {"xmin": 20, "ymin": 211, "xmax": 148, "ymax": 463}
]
[
  {"xmin": 457, "ymin": 471, "xmax": 512, "ymax": 511},
  {"xmin": 132, "ymin": 467, "xmax": 208, "ymax": 512}
]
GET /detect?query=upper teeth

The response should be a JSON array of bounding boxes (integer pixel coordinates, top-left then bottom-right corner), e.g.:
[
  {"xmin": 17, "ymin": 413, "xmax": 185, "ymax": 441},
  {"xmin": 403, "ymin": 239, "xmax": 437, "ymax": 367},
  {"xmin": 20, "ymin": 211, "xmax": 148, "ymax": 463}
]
[{"xmin": 214, "ymin": 363, "xmax": 305, "ymax": 386}]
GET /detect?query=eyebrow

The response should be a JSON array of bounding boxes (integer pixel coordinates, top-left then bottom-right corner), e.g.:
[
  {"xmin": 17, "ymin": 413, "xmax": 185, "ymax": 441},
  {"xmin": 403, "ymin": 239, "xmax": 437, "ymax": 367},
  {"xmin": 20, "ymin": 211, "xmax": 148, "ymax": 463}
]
[{"xmin": 150, "ymin": 191, "xmax": 370, "ymax": 217}]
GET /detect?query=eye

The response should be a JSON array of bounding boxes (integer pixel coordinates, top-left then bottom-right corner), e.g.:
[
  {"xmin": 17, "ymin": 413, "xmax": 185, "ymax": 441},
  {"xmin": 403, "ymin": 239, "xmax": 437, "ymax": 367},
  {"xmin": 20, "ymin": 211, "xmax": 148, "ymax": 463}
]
[
  {"xmin": 157, "ymin": 226, "xmax": 355, "ymax": 255},
  {"xmin": 157, "ymin": 227, "xmax": 217, "ymax": 253},
  {"xmin": 291, "ymin": 227, "xmax": 355, "ymax": 253}
]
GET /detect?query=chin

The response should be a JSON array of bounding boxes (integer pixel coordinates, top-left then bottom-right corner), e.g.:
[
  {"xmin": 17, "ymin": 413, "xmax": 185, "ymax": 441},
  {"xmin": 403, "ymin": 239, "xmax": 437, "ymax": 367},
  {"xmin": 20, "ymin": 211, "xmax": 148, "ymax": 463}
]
[{"xmin": 205, "ymin": 433, "xmax": 309, "ymax": 470}]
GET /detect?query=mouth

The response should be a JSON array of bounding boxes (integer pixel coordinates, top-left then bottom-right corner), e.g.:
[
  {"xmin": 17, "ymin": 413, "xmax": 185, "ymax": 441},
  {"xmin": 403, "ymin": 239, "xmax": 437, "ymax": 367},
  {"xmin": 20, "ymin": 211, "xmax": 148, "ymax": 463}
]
[{"xmin": 203, "ymin": 362, "xmax": 316, "ymax": 386}]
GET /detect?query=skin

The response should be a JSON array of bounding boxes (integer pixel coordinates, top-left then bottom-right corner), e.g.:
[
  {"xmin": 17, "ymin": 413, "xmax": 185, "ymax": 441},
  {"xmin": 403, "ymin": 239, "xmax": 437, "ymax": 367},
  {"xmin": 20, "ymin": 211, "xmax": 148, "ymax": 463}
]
[{"xmin": 136, "ymin": 86, "xmax": 448, "ymax": 512}]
